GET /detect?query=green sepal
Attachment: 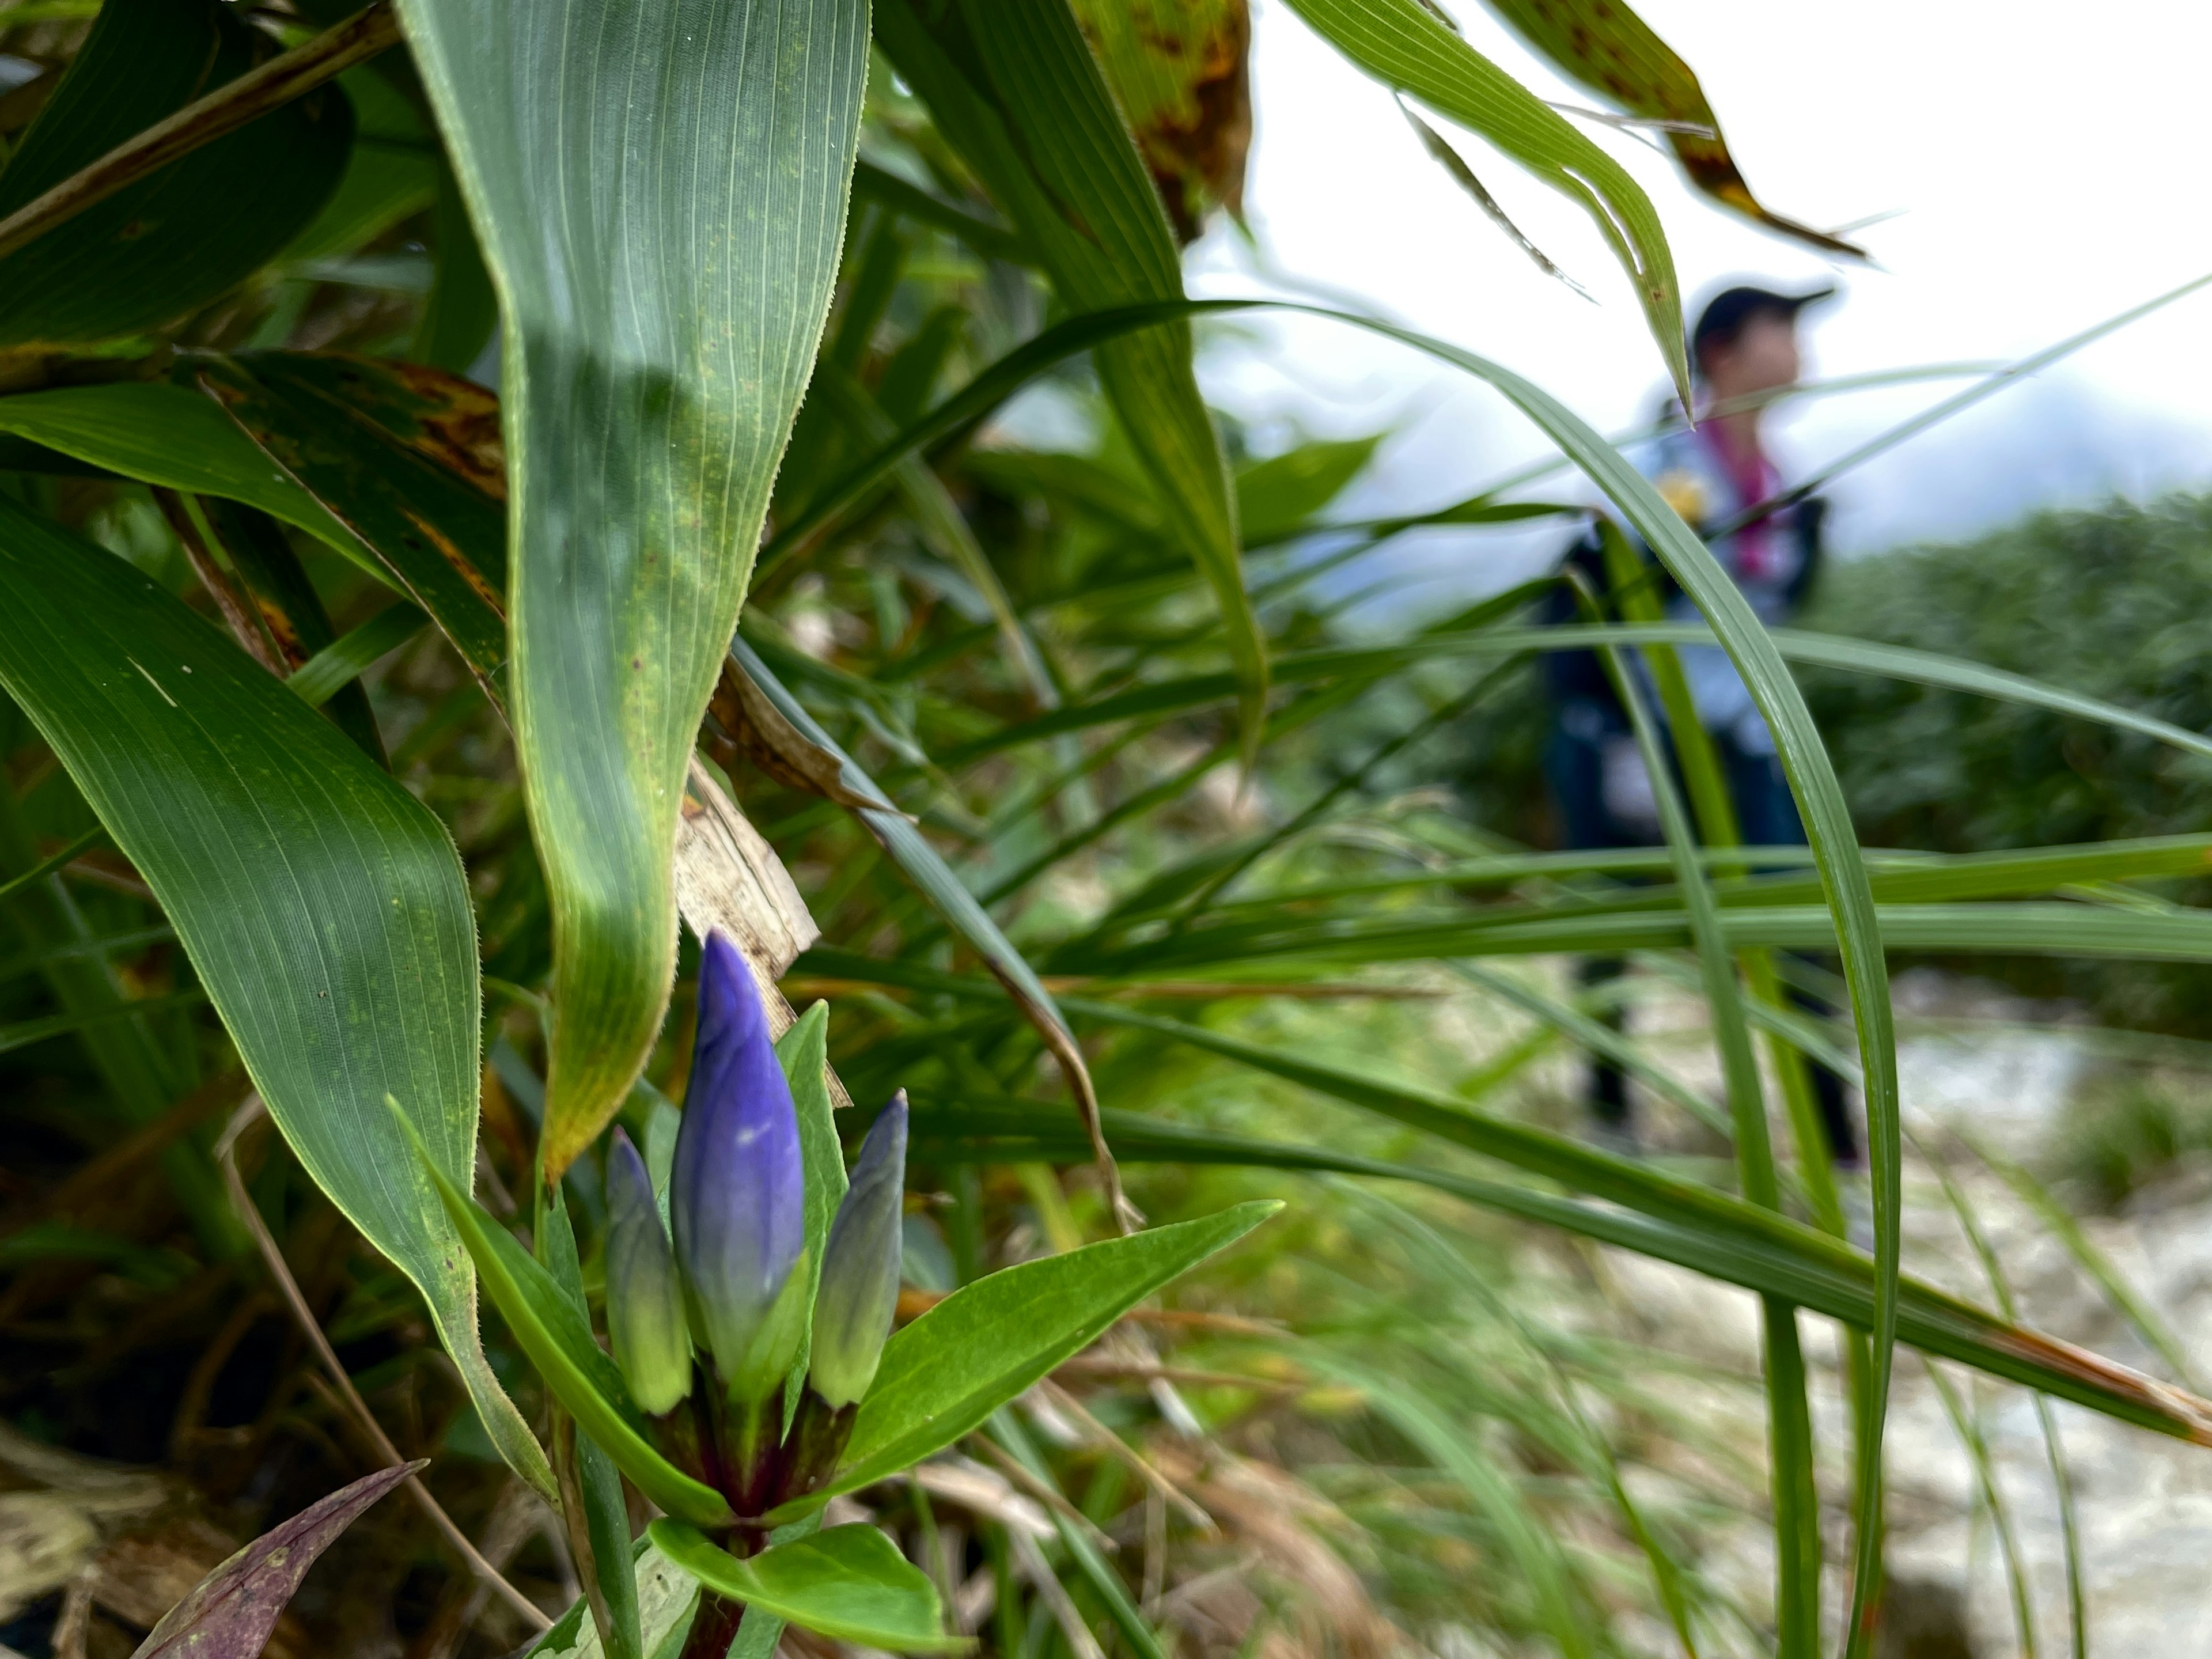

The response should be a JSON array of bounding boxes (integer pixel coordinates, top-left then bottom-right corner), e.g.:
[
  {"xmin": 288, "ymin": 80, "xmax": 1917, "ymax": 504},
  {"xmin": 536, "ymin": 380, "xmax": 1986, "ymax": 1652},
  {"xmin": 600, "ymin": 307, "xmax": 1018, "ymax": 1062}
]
[{"xmin": 392, "ymin": 1103, "xmax": 734, "ymax": 1527}]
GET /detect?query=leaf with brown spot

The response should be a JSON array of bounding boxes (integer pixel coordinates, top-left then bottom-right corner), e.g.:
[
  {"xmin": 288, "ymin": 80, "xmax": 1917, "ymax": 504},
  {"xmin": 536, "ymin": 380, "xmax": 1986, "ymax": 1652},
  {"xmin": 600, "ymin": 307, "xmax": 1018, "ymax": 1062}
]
[
  {"xmin": 1070, "ymin": 0, "xmax": 1251, "ymax": 243},
  {"xmin": 1479, "ymin": 0, "xmax": 1865, "ymax": 256},
  {"xmin": 199, "ymin": 354, "xmax": 510, "ymax": 693},
  {"xmin": 131, "ymin": 1462, "xmax": 422, "ymax": 1659}
]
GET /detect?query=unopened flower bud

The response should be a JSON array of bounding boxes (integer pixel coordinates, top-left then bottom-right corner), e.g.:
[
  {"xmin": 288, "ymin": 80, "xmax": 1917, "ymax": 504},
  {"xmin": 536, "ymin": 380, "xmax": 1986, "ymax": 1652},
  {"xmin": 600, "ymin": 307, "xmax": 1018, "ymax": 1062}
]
[
  {"xmin": 808, "ymin": 1092, "xmax": 907, "ymax": 1409},
  {"xmin": 603, "ymin": 1129, "xmax": 691, "ymax": 1415},
  {"xmin": 671, "ymin": 933, "xmax": 806, "ymax": 1403}
]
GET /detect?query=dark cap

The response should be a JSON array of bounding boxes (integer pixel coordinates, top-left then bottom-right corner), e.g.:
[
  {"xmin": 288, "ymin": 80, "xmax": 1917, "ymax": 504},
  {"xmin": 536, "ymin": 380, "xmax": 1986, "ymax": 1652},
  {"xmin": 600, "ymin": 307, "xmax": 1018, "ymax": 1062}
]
[{"xmin": 1691, "ymin": 283, "xmax": 1835, "ymax": 361}]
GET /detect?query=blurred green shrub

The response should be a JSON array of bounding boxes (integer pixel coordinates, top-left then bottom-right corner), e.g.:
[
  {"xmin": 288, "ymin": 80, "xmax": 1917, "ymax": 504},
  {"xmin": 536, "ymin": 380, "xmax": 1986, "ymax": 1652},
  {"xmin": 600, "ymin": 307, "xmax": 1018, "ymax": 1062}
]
[{"xmin": 1802, "ymin": 494, "xmax": 2212, "ymax": 1029}]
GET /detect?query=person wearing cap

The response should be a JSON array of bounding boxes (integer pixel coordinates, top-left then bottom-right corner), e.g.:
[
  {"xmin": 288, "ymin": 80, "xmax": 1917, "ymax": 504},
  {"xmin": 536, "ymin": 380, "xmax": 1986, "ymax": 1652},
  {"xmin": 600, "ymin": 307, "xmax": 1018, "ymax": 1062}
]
[{"xmin": 1539, "ymin": 283, "xmax": 1859, "ymax": 1168}]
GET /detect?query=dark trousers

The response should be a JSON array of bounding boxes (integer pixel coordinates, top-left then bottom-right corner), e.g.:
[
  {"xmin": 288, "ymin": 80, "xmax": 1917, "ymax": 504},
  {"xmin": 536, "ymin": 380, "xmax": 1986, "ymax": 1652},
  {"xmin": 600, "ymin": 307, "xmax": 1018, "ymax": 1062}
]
[{"xmin": 1543, "ymin": 705, "xmax": 1859, "ymax": 1164}]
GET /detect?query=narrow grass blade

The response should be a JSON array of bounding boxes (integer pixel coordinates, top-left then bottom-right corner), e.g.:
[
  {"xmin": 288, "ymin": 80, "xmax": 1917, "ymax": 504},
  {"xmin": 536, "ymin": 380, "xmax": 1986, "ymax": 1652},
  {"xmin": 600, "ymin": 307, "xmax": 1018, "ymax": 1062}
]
[
  {"xmin": 288, "ymin": 604, "xmax": 429, "ymax": 709},
  {"xmin": 1923, "ymin": 1145, "xmax": 2086, "ymax": 1659},
  {"xmin": 1478, "ymin": 0, "xmax": 1861, "ymax": 255},
  {"xmin": 1279, "ymin": 0, "xmax": 1686, "ymax": 394},
  {"xmin": 905, "ymin": 1096, "xmax": 2212, "ymax": 1446},
  {"xmin": 1961, "ymin": 1131, "xmax": 2200, "ymax": 1392},
  {"xmin": 1585, "ymin": 556, "xmax": 1820, "ymax": 1653},
  {"xmin": 1924, "ymin": 1359, "xmax": 2036, "ymax": 1659},
  {"xmin": 1313, "ymin": 1351, "xmax": 1594, "ymax": 1659}
]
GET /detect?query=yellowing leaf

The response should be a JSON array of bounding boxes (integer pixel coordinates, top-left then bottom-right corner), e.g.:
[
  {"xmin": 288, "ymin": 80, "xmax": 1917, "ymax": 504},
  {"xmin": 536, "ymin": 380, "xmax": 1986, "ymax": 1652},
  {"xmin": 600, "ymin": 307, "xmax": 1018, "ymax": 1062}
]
[{"xmin": 1480, "ymin": 0, "xmax": 1865, "ymax": 256}]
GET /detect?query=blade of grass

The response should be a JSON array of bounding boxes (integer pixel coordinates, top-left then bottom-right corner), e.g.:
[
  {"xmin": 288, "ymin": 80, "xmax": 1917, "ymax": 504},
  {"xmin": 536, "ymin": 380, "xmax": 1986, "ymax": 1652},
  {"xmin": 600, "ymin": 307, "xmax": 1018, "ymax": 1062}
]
[
  {"xmin": 1923, "ymin": 1358, "xmax": 2036, "ymax": 1659},
  {"xmin": 1351, "ymin": 1186, "xmax": 1700, "ymax": 1657},
  {"xmin": 729, "ymin": 641, "xmax": 1131, "ymax": 1228},
  {"xmin": 1584, "ymin": 562, "xmax": 1820, "ymax": 1654},
  {"xmin": 904, "ymin": 1095, "xmax": 2212, "ymax": 1446},
  {"xmin": 1960, "ymin": 1131, "xmax": 2200, "ymax": 1392},
  {"xmin": 1922, "ymin": 1142, "xmax": 2086, "ymax": 1659}
]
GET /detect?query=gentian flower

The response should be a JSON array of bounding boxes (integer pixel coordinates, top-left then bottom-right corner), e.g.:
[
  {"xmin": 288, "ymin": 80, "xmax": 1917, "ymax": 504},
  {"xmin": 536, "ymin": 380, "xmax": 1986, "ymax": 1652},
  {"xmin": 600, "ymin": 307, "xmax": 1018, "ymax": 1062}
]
[
  {"xmin": 671, "ymin": 933, "xmax": 806, "ymax": 1404},
  {"xmin": 808, "ymin": 1093, "xmax": 907, "ymax": 1408},
  {"xmin": 603, "ymin": 1128, "xmax": 691, "ymax": 1415}
]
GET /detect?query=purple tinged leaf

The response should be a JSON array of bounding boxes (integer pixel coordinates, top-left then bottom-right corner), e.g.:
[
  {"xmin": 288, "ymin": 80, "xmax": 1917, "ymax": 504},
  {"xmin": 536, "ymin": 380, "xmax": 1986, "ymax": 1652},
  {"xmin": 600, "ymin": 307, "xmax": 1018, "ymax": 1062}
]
[
  {"xmin": 604, "ymin": 1128, "xmax": 693, "ymax": 1415},
  {"xmin": 809, "ymin": 1093, "xmax": 907, "ymax": 1408},
  {"xmin": 672, "ymin": 932, "xmax": 806, "ymax": 1400},
  {"xmin": 131, "ymin": 1460, "xmax": 424, "ymax": 1659}
]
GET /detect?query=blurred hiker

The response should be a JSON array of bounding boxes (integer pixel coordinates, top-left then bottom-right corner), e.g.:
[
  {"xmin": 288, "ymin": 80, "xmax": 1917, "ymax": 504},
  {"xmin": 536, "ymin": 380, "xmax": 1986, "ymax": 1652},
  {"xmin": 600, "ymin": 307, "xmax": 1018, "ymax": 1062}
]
[{"xmin": 1540, "ymin": 282, "xmax": 1860, "ymax": 1166}]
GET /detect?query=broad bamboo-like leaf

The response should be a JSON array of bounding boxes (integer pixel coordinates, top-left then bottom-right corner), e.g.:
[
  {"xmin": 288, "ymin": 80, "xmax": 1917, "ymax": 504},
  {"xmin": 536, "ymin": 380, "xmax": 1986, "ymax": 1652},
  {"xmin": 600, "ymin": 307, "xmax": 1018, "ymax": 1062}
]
[
  {"xmin": 131, "ymin": 1461, "xmax": 422, "ymax": 1659},
  {"xmin": 0, "ymin": 0, "xmax": 353, "ymax": 347},
  {"xmin": 650, "ymin": 1522, "xmax": 966, "ymax": 1652},
  {"xmin": 1476, "ymin": 0, "xmax": 1863, "ymax": 256},
  {"xmin": 767, "ymin": 1200, "xmax": 1280, "ymax": 1519},
  {"xmin": 0, "ymin": 498, "xmax": 550, "ymax": 1500},
  {"xmin": 396, "ymin": 0, "xmax": 869, "ymax": 1177},
  {"xmin": 402, "ymin": 1112, "xmax": 736, "ymax": 1528},
  {"xmin": 0, "ymin": 383, "xmax": 367, "ymax": 572},
  {"xmin": 873, "ymin": 0, "xmax": 1265, "ymax": 756},
  {"xmin": 200, "ymin": 354, "xmax": 510, "ymax": 688},
  {"xmin": 1278, "ymin": 0, "xmax": 1687, "ymax": 393}
]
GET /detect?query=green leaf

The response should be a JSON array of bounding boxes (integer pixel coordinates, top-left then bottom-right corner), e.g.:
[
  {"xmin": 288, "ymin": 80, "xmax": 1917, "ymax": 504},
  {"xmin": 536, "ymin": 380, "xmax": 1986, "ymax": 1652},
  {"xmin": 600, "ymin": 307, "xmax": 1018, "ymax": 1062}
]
[
  {"xmin": 1234, "ymin": 437, "xmax": 1381, "ymax": 544},
  {"xmin": 1278, "ymin": 0, "xmax": 1687, "ymax": 393},
  {"xmin": 289, "ymin": 603, "xmax": 430, "ymax": 709},
  {"xmin": 0, "ymin": 496, "xmax": 550, "ymax": 1501},
  {"xmin": 1066, "ymin": 0, "xmax": 1249, "ymax": 241},
  {"xmin": 770, "ymin": 1200, "xmax": 1280, "ymax": 1520},
  {"xmin": 0, "ymin": 384, "xmax": 368, "ymax": 573},
  {"xmin": 397, "ymin": 0, "xmax": 869, "ymax": 1176},
  {"xmin": 647, "ymin": 1522, "xmax": 968, "ymax": 1652},
  {"xmin": 731, "ymin": 644, "xmax": 1079, "ymax": 1047},
  {"xmin": 874, "ymin": 0, "xmax": 1265, "ymax": 757},
  {"xmin": 1476, "ymin": 0, "xmax": 1863, "ymax": 256},
  {"xmin": 0, "ymin": 0, "xmax": 353, "ymax": 346},
  {"xmin": 400, "ymin": 1109, "xmax": 735, "ymax": 1529},
  {"xmin": 778, "ymin": 1001, "xmax": 846, "ymax": 1416}
]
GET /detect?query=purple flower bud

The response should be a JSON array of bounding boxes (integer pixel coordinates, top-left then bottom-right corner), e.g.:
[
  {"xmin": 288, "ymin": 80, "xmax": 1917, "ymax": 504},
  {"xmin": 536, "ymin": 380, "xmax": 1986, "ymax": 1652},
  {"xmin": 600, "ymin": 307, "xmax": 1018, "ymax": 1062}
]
[
  {"xmin": 808, "ymin": 1093, "xmax": 907, "ymax": 1408},
  {"xmin": 603, "ymin": 1128, "xmax": 691, "ymax": 1415},
  {"xmin": 671, "ymin": 933, "xmax": 806, "ymax": 1402}
]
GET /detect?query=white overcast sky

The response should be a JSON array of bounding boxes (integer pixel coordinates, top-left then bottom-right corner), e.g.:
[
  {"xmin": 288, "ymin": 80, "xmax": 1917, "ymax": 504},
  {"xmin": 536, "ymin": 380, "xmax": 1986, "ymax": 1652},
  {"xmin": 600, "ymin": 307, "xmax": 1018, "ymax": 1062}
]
[{"xmin": 1175, "ymin": 0, "xmax": 2212, "ymax": 606}]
